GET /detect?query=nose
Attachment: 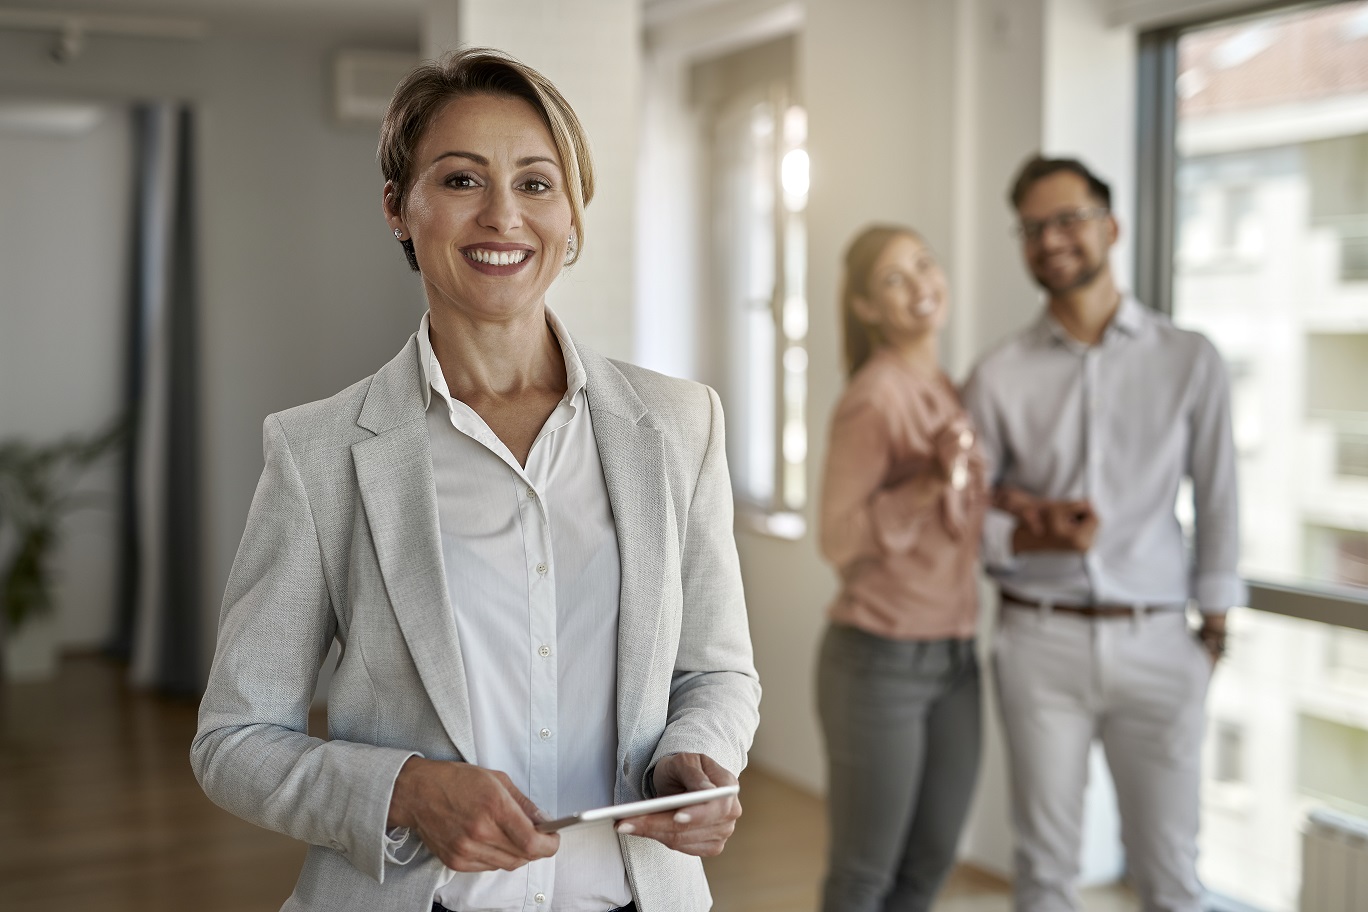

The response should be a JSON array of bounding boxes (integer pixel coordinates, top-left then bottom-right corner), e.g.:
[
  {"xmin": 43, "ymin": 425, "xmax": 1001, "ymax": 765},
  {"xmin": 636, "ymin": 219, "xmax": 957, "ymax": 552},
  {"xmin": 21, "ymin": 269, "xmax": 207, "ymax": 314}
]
[
  {"xmin": 477, "ymin": 184, "xmax": 522, "ymax": 233},
  {"xmin": 1035, "ymin": 220, "xmax": 1072, "ymax": 249}
]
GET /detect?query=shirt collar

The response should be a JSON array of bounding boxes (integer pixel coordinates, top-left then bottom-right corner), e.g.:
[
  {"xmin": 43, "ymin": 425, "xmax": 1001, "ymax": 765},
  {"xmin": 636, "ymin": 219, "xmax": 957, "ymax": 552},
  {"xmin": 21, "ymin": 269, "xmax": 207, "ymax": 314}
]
[
  {"xmin": 1033, "ymin": 292, "xmax": 1147, "ymax": 352},
  {"xmin": 417, "ymin": 306, "xmax": 587, "ymax": 411}
]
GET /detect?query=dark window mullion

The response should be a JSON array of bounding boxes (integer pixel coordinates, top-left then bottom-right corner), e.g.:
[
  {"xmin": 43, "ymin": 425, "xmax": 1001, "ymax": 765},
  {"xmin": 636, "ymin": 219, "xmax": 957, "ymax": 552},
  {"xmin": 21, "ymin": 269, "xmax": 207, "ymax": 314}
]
[{"xmin": 1135, "ymin": 27, "xmax": 1179, "ymax": 316}]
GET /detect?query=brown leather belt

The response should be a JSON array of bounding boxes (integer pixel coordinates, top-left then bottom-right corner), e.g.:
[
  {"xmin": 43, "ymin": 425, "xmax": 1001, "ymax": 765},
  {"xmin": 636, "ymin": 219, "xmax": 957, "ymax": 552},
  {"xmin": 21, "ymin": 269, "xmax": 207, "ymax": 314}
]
[{"xmin": 1001, "ymin": 593, "xmax": 1179, "ymax": 618}]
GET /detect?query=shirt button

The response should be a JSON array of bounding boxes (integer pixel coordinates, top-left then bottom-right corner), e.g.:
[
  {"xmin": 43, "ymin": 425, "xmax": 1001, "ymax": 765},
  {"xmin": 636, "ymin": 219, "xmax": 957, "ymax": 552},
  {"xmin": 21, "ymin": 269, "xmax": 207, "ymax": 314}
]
[
  {"xmin": 534, "ymin": 894, "xmax": 546, "ymax": 905},
  {"xmin": 538, "ymin": 644, "xmax": 551, "ymax": 658},
  {"xmin": 536, "ymin": 563, "xmax": 548, "ymax": 575},
  {"xmin": 540, "ymin": 728, "xmax": 552, "ymax": 741},
  {"xmin": 527, "ymin": 488, "xmax": 537, "ymax": 499}
]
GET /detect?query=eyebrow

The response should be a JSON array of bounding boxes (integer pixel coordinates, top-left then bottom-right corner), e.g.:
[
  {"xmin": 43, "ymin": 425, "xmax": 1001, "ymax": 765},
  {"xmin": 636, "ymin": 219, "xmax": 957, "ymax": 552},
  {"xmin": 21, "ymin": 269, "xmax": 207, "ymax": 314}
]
[{"xmin": 432, "ymin": 151, "xmax": 560, "ymax": 169}]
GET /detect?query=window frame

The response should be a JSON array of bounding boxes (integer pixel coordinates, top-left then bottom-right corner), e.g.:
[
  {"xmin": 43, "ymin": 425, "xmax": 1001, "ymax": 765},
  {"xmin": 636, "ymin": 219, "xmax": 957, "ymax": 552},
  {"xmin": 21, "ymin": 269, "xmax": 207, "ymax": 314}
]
[{"xmin": 1134, "ymin": 1, "xmax": 1368, "ymax": 634}]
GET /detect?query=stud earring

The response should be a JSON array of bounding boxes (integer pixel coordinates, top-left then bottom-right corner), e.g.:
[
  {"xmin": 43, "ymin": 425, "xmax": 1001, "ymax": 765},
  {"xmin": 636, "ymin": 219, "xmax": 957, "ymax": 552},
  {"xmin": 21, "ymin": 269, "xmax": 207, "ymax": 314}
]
[{"xmin": 394, "ymin": 228, "xmax": 403, "ymax": 239}]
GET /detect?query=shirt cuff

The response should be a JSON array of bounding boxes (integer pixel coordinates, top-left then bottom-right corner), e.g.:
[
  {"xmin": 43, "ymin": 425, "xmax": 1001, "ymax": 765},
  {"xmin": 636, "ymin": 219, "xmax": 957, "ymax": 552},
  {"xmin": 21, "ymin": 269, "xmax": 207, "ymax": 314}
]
[
  {"xmin": 383, "ymin": 826, "xmax": 421, "ymax": 865},
  {"xmin": 1194, "ymin": 572, "xmax": 1247, "ymax": 614},
  {"xmin": 982, "ymin": 508, "xmax": 1021, "ymax": 572}
]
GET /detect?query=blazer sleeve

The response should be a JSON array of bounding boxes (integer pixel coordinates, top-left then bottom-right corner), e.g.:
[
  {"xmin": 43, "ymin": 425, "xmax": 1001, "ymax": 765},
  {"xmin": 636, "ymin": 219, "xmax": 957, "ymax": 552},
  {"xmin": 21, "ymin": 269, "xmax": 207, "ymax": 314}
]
[
  {"xmin": 190, "ymin": 415, "xmax": 418, "ymax": 883},
  {"xmin": 647, "ymin": 386, "xmax": 762, "ymax": 785}
]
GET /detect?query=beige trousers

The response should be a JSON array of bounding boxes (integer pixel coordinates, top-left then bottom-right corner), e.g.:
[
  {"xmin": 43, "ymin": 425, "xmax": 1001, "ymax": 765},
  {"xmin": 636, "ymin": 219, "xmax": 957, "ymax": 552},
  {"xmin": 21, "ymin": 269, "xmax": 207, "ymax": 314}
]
[{"xmin": 993, "ymin": 606, "xmax": 1212, "ymax": 912}]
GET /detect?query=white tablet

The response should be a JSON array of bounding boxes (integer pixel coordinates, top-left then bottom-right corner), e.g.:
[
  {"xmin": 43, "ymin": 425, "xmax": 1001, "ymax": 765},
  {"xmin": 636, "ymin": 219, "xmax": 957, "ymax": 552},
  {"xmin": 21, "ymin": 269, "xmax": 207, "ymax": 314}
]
[{"xmin": 535, "ymin": 784, "xmax": 740, "ymax": 833}]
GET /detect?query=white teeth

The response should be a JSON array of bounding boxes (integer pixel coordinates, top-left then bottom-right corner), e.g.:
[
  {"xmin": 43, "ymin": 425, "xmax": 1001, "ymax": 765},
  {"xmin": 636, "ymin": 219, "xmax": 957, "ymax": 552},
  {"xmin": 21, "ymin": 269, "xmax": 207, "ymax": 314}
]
[
  {"xmin": 465, "ymin": 248, "xmax": 529, "ymax": 266},
  {"xmin": 913, "ymin": 297, "xmax": 937, "ymax": 315}
]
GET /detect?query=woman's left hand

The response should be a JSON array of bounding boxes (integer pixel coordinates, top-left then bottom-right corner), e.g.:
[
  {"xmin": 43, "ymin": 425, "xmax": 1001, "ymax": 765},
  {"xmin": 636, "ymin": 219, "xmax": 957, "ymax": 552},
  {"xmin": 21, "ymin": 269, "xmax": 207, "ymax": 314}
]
[{"xmin": 614, "ymin": 753, "xmax": 742, "ymax": 857}]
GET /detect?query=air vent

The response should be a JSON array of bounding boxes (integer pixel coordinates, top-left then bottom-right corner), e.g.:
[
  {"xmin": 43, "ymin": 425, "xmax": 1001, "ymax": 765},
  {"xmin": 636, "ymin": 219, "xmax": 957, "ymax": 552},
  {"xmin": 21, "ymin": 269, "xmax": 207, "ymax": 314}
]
[
  {"xmin": 0, "ymin": 100, "xmax": 104, "ymax": 136},
  {"xmin": 333, "ymin": 50, "xmax": 419, "ymax": 125}
]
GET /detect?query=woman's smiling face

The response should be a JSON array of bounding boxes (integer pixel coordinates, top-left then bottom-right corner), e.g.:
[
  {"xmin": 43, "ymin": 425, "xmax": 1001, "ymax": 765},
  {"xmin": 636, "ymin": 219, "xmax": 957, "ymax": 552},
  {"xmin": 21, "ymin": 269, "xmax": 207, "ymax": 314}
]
[
  {"xmin": 854, "ymin": 233, "xmax": 949, "ymax": 346},
  {"xmin": 385, "ymin": 92, "xmax": 574, "ymax": 324}
]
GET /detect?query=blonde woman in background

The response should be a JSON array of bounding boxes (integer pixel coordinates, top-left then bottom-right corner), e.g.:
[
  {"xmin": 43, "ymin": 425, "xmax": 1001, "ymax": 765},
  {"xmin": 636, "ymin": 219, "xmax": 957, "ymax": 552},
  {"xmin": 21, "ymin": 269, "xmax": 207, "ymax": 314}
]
[{"xmin": 816, "ymin": 224, "xmax": 987, "ymax": 912}]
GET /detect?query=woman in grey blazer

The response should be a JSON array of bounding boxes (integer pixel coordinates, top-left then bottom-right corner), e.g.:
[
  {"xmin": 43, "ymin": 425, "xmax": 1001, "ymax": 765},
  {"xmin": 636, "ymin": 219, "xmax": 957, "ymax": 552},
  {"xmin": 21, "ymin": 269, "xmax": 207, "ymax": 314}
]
[{"xmin": 191, "ymin": 48, "xmax": 761, "ymax": 912}]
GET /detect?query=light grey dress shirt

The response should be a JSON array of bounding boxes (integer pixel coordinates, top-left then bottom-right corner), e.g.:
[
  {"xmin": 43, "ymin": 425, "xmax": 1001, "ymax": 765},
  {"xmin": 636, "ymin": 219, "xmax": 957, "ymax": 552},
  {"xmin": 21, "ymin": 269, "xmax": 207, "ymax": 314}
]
[
  {"xmin": 416, "ymin": 310, "xmax": 632, "ymax": 911},
  {"xmin": 961, "ymin": 296, "xmax": 1245, "ymax": 613}
]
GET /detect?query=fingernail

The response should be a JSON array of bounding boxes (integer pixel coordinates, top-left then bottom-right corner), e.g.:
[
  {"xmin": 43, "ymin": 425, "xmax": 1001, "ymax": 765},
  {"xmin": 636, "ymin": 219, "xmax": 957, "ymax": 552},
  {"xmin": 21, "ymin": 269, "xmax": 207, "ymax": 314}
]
[
  {"xmin": 674, "ymin": 812, "xmax": 692, "ymax": 824},
  {"xmin": 616, "ymin": 824, "xmax": 635, "ymax": 834}
]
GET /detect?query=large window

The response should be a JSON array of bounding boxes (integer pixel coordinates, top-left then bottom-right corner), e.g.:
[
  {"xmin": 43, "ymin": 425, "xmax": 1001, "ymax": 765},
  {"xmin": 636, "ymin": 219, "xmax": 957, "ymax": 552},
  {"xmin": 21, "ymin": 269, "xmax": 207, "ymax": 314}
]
[
  {"xmin": 694, "ymin": 36, "xmax": 808, "ymax": 533},
  {"xmin": 1139, "ymin": 3, "xmax": 1368, "ymax": 909}
]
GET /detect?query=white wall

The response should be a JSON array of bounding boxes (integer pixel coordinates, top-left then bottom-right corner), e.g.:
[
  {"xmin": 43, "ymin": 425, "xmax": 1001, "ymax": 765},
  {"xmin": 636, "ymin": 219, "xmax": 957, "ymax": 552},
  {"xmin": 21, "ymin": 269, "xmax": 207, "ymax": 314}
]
[
  {"xmin": 0, "ymin": 25, "xmax": 423, "ymax": 673},
  {"xmin": 0, "ymin": 107, "xmax": 131, "ymax": 649},
  {"xmin": 425, "ymin": 0, "xmax": 641, "ymax": 361},
  {"xmin": 1045, "ymin": 0, "xmax": 1138, "ymax": 292},
  {"xmin": 635, "ymin": 40, "xmax": 705, "ymax": 381}
]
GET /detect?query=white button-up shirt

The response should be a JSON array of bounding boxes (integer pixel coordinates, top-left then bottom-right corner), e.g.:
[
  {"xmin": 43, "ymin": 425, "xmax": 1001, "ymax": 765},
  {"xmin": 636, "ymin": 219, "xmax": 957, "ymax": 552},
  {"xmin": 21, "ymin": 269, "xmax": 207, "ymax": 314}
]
[
  {"xmin": 962, "ymin": 296, "xmax": 1246, "ymax": 613},
  {"xmin": 417, "ymin": 310, "xmax": 632, "ymax": 911}
]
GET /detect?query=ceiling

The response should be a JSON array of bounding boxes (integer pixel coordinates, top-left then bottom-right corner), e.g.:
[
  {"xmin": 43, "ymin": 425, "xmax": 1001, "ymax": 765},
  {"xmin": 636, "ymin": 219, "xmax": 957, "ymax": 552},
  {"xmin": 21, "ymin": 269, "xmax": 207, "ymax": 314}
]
[{"xmin": 0, "ymin": 0, "xmax": 730, "ymax": 49}]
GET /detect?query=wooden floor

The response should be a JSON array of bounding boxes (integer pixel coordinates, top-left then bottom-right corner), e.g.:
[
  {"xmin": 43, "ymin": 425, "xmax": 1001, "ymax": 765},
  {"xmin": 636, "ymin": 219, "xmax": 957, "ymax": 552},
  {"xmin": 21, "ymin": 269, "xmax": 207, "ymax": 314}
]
[{"xmin": 0, "ymin": 655, "xmax": 1035, "ymax": 911}]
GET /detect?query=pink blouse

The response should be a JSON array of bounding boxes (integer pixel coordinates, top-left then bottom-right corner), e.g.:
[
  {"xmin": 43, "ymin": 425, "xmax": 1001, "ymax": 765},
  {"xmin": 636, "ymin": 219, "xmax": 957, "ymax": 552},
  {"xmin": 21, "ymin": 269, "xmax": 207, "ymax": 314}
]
[{"xmin": 818, "ymin": 348, "xmax": 987, "ymax": 640}]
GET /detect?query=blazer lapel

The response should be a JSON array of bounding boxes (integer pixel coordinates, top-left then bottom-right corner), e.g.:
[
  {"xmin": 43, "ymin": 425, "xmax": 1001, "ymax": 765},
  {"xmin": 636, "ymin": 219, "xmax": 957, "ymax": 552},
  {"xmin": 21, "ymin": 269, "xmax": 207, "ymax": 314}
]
[
  {"xmin": 352, "ymin": 339, "xmax": 478, "ymax": 763},
  {"xmin": 581, "ymin": 349, "xmax": 669, "ymax": 757}
]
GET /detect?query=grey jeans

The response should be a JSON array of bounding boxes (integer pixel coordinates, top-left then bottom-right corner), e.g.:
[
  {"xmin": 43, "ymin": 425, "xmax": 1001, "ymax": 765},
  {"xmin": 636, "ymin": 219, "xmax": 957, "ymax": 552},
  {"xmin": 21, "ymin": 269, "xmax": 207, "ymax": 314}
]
[{"xmin": 817, "ymin": 624, "xmax": 982, "ymax": 912}]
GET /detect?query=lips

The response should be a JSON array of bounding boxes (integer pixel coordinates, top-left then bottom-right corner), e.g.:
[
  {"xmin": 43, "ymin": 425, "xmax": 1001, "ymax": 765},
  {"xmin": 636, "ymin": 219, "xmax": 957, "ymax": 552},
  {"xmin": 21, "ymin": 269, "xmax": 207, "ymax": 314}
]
[
  {"xmin": 460, "ymin": 244, "xmax": 534, "ymax": 276},
  {"xmin": 912, "ymin": 296, "xmax": 939, "ymax": 316},
  {"xmin": 1036, "ymin": 251, "xmax": 1078, "ymax": 276}
]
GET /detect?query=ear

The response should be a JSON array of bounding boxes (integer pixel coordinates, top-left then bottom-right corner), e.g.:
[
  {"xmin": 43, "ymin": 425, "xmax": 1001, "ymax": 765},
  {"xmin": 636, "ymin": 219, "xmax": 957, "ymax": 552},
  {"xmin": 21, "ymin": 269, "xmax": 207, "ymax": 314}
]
[
  {"xmin": 382, "ymin": 181, "xmax": 406, "ymax": 236},
  {"xmin": 851, "ymin": 293, "xmax": 881, "ymax": 327},
  {"xmin": 1104, "ymin": 211, "xmax": 1120, "ymax": 246}
]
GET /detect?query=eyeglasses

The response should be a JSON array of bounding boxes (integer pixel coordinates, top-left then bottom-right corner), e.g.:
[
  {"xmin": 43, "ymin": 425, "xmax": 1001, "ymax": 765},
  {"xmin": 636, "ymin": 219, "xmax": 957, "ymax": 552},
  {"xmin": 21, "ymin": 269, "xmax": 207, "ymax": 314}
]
[{"xmin": 1011, "ymin": 207, "xmax": 1109, "ymax": 242}]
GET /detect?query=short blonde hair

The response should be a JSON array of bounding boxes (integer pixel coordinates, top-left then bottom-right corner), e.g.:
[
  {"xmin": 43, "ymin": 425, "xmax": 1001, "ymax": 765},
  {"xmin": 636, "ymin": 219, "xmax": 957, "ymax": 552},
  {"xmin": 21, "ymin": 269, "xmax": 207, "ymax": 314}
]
[{"xmin": 378, "ymin": 47, "xmax": 595, "ymax": 269}]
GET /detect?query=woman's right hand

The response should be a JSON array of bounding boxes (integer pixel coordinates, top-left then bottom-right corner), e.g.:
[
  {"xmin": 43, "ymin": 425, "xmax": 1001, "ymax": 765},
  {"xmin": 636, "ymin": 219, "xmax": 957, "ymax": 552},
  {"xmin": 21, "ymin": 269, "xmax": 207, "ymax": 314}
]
[
  {"xmin": 993, "ymin": 485, "xmax": 1046, "ymax": 535},
  {"xmin": 388, "ymin": 756, "xmax": 560, "ymax": 872}
]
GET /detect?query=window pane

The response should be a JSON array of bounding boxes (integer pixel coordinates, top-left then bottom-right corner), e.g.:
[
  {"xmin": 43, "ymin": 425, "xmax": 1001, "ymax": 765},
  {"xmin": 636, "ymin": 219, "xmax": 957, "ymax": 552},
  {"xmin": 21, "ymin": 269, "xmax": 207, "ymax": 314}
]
[
  {"xmin": 1173, "ymin": 1, "xmax": 1368, "ymax": 597},
  {"xmin": 1172, "ymin": 7, "xmax": 1368, "ymax": 911}
]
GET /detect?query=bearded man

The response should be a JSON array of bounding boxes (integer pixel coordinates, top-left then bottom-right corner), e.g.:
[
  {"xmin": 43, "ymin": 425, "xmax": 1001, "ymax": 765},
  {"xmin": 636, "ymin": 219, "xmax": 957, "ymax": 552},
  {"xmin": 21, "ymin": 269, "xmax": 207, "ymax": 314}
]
[{"xmin": 962, "ymin": 154, "xmax": 1243, "ymax": 912}]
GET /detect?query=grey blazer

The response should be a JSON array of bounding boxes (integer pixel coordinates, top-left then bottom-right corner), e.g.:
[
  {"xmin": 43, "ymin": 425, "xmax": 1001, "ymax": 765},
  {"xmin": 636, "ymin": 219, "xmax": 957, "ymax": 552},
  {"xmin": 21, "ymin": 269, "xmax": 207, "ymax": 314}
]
[{"xmin": 191, "ymin": 335, "xmax": 762, "ymax": 911}]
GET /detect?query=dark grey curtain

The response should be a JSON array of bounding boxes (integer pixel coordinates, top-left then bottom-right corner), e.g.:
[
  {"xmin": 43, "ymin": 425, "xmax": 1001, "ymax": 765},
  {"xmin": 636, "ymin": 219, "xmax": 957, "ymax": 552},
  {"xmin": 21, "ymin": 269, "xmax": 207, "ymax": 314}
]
[{"xmin": 111, "ymin": 102, "xmax": 201, "ymax": 695}]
